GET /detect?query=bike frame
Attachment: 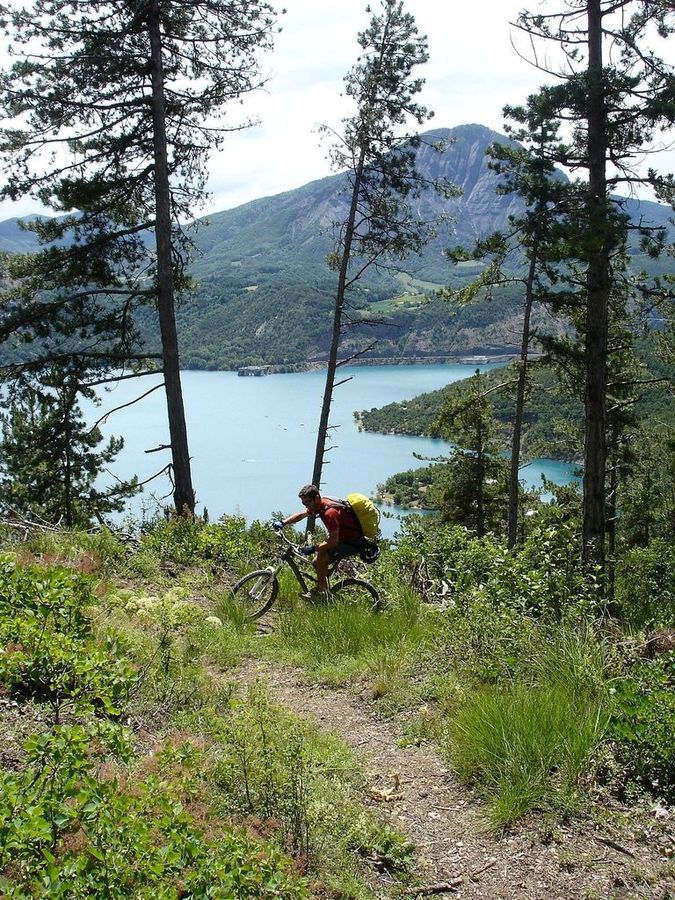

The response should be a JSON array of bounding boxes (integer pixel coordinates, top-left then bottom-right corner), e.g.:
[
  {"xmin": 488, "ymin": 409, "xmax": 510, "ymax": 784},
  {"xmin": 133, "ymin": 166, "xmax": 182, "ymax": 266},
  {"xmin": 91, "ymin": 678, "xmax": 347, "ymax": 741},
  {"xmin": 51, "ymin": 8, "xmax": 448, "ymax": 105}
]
[{"xmin": 269, "ymin": 532, "xmax": 341, "ymax": 594}]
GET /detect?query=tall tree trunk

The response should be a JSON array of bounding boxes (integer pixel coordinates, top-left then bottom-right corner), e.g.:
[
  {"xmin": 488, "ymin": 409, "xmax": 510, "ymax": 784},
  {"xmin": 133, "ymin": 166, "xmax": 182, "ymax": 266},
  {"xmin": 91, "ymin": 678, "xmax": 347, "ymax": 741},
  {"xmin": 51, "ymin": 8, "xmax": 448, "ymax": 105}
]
[
  {"xmin": 507, "ymin": 233, "xmax": 539, "ymax": 549},
  {"xmin": 148, "ymin": 2, "xmax": 195, "ymax": 516},
  {"xmin": 63, "ymin": 389, "xmax": 74, "ymax": 528},
  {"xmin": 310, "ymin": 149, "xmax": 366, "ymax": 492},
  {"xmin": 606, "ymin": 419, "xmax": 618, "ymax": 614},
  {"xmin": 582, "ymin": 0, "xmax": 609, "ymax": 569},
  {"xmin": 476, "ymin": 413, "xmax": 485, "ymax": 537},
  {"xmin": 309, "ymin": 7, "xmax": 395, "ymax": 511}
]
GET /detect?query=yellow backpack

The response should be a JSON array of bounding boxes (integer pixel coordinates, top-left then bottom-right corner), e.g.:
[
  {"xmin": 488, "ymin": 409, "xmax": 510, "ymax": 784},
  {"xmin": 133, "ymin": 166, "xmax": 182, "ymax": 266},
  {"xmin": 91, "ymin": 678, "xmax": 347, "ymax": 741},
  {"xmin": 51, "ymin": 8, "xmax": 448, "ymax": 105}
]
[{"xmin": 345, "ymin": 492, "xmax": 380, "ymax": 539}]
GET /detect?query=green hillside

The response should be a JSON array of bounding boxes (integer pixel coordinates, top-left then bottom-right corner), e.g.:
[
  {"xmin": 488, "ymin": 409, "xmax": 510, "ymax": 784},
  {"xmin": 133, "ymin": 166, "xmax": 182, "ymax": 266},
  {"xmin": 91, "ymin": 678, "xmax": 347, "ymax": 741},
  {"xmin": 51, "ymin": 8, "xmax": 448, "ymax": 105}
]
[{"xmin": 2, "ymin": 124, "xmax": 673, "ymax": 370}]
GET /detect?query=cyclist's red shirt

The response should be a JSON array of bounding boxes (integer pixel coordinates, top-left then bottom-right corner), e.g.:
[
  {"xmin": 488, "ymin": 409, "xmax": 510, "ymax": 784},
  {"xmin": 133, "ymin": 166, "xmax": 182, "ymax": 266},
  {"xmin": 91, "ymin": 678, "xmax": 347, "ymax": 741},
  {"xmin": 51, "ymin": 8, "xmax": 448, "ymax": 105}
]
[{"xmin": 319, "ymin": 498, "xmax": 362, "ymax": 542}]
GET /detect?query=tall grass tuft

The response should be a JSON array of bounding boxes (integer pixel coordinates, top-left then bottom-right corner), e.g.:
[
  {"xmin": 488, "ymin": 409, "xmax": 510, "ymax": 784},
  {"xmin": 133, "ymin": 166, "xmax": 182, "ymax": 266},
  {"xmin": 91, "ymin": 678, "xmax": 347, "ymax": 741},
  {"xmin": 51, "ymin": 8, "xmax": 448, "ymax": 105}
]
[
  {"xmin": 443, "ymin": 627, "xmax": 610, "ymax": 828},
  {"xmin": 266, "ymin": 591, "xmax": 434, "ymax": 684}
]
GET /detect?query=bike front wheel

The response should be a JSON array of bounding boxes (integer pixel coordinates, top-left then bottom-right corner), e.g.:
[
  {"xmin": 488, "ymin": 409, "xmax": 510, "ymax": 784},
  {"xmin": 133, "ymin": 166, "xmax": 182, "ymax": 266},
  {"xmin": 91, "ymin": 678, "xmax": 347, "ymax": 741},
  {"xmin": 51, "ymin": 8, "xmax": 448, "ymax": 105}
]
[
  {"xmin": 230, "ymin": 569, "xmax": 279, "ymax": 620},
  {"xmin": 331, "ymin": 577, "xmax": 382, "ymax": 612}
]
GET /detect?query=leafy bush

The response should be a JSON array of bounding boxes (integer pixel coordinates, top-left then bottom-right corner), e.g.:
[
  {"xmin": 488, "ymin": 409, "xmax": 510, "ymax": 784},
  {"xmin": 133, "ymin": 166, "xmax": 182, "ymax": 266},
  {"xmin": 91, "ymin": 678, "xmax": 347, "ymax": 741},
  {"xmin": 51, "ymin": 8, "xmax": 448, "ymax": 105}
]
[
  {"xmin": 0, "ymin": 720, "xmax": 306, "ymax": 898},
  {"xmin": 0, "ymin": 556, "xmax": 134, "ymax": 719},
  {"xmin": 139, "ymin": 514, "xmax": 274, "ymax": 573},
  {"xmin": 394, "ymin": 514, "xmax": 598, "ymax": 623},
  {"xmin": 609, "ymin": 654, "xmax": 675, "ymax": 803},
  {"xmin": 615, "ymin": 540, "xmax": 675, "ymax": 629}
]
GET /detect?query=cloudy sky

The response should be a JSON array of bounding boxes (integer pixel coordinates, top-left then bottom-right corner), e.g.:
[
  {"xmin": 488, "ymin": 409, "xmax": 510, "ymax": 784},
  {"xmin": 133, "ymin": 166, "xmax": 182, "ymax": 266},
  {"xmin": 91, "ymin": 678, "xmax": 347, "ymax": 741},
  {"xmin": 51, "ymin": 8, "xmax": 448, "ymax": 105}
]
[{"xmin": 1, "ymin": 0, "xmax": 673, "ymax": 220}]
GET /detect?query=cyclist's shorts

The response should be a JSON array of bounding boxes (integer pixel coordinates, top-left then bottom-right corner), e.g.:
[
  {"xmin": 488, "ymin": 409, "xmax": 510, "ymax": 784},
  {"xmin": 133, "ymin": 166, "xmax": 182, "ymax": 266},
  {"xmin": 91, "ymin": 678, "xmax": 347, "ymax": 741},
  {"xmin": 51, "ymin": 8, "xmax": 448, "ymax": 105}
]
[{"xmin": 328, "ymin": 539, "xmax": 366, "ymax": 562}]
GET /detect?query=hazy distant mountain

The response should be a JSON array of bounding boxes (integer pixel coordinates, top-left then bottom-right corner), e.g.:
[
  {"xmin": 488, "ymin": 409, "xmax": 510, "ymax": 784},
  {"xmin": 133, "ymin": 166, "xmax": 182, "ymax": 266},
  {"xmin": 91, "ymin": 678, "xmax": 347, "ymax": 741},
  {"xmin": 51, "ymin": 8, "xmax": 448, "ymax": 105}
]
[
  {"xmin": 2, "ymin": 124, "xmax": 672, "ymax": 368},
  {"xmin": 0, "ymin": 217, "xmax": 46, "ymax": 253},
  {"xmin": 186, "ymin": 125, "xmax": 525, "ymax": 281},
  {"xmin": 185, "ymin": 123, "xmax": 672, "ymax": 284}
]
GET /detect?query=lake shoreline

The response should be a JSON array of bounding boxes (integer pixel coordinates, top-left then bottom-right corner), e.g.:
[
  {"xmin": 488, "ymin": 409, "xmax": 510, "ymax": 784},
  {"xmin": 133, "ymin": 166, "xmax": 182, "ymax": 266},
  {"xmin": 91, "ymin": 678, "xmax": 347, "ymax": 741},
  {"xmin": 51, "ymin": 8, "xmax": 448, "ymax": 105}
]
[
  {"xmin": 189, "ymin": 352, "xmax": 525, "ymax": 376},
  {"xmin": 94, "ymin": 364, "xmax": 577, "ymax": 539}
]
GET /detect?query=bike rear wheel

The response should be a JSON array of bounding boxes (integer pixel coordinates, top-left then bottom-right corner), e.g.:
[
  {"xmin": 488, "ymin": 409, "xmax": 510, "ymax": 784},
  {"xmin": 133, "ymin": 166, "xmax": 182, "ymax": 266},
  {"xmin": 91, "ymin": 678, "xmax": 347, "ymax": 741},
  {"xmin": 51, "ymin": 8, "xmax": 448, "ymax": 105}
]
[
  {"xmin": 230, "ymin": 569, "xmax": 279, "ymax": 620},
  {"xmin": 331, "ymin": 577, "xmax": 382, "ymax": 612}
]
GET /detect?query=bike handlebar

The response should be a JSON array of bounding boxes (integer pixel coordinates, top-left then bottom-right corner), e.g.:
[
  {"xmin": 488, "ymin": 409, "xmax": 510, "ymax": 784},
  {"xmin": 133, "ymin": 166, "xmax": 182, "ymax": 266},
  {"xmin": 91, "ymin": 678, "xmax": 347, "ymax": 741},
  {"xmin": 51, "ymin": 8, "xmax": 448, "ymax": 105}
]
[{"xmin": 274, "ymin": 523, "xmax": 311, "ymax": 556}]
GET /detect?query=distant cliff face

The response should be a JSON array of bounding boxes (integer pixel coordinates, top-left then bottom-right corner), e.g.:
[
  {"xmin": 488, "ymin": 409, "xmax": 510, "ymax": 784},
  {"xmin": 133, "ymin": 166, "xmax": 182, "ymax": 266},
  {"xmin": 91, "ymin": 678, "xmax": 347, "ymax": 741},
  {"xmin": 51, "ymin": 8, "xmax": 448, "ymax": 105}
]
[
  {"xmin": 2, "ymin": 122, "xmax": 670, "ymax": 267},
  {"xmin": 187, "ymin": 124, "xmax": 531, "ymax": 281},
  {"xmin": 413, "ymin": 125, "xmax": 522, "ymax": 239},
  {"xmin": 174, "ymin": 122, "xmax": 674, "ymax": 284}
]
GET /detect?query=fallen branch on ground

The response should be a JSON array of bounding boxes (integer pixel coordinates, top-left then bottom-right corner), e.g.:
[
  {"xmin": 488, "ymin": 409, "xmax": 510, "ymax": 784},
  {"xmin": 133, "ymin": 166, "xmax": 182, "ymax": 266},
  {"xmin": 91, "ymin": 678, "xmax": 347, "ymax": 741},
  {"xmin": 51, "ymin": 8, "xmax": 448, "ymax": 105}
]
[{"xmin": 595, "ymin": 836, "xmax": 636, "ymax": 859}]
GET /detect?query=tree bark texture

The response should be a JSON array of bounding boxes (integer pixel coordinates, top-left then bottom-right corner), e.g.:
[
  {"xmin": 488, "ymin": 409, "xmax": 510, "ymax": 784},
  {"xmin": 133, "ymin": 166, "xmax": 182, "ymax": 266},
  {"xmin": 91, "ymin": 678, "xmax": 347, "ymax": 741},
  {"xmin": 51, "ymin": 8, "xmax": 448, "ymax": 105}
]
[
  {"xmin": 148, "ymin": 3, "xmax": 195, "ymax": 516},
  {"xmin": 606, "ymin": 420, "xmax": 618, "ymax": 613},
  {"xmin": 582, "ymin": 0, "xmax": 609, "ymax": 569},
  {"xmin": 476, "ymin": 413, "xmax": 485, "ymax": 537}
]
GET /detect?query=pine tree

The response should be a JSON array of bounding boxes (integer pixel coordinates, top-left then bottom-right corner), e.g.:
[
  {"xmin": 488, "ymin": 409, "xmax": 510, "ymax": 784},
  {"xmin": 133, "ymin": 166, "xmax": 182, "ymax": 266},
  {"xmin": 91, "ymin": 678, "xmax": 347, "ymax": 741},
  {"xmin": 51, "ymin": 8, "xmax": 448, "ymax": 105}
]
[
  {"xmin": 512, "ymin": 0, "xmax": 674, "ymax": 568},
  {"xmin": 444, "ymin": 107, "xmax": 573, "ymax": 548},
  {"xmin": 0, "ymin": 367, "xmax": 139, "ymax": 527},
  {"xmin": 433, "ymin": 371, "xmax": 510, "ymax": 537},
  {"xmin": 309, "ymin": 0, "xmax": 454, "ymax": 496},
  {"xmin": 0, "ymin": 0, "xmax": 277, "ymax": 515}
]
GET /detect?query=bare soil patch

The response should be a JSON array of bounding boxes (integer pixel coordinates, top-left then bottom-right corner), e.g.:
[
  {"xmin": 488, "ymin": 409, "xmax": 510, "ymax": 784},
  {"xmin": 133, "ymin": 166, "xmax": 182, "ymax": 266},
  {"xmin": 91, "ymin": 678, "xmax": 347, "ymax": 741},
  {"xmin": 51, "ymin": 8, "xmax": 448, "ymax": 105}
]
[{"xmin": 233, "ymin": 657, "xmax": 673, "ymax": 899}]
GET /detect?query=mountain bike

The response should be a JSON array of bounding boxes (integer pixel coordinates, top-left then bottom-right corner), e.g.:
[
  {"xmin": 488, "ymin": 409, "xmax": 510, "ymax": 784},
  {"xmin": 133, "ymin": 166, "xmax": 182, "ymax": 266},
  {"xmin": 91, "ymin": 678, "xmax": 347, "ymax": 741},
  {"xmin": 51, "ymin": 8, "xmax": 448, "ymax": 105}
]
[{"xmin": 230, "ymin": 526, "xmax": 381, "ymax": 620}]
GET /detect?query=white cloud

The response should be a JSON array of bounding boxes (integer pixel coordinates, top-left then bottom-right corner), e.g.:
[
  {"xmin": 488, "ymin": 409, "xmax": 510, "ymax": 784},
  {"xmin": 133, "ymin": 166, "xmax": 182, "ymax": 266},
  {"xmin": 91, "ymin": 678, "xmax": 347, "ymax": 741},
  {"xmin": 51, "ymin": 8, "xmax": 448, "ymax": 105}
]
[{"xmin": 0, "ymin": 0, "xmax": 672, "ymax": 220}]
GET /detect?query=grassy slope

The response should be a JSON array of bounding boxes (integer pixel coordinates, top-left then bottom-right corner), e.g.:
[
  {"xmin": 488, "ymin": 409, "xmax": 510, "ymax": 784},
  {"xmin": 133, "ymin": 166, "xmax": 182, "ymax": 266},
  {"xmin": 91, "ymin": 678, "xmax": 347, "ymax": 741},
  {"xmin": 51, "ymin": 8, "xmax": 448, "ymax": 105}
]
[
  {"xmin": 2, "ymin": 513, "xmax": 673, "ymax": 831},
  {"xmin": 0, "ymin": 520, "xmax": 416, "ymax": 898}
]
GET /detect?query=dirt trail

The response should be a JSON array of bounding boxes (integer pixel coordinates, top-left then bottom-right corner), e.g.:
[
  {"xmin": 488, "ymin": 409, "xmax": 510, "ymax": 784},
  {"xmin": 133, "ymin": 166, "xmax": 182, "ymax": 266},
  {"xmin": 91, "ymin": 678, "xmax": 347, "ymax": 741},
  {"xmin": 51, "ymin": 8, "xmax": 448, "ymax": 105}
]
[{"xmin": 234, "ymin": 658, "xmax": 671, "ymax": 900}]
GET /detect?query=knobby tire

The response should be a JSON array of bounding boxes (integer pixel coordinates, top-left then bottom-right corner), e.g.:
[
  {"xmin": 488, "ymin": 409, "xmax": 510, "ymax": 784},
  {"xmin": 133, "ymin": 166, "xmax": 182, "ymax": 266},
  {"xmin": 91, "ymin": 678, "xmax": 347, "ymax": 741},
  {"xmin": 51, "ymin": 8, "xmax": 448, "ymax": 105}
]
[
  {"xmin": 231, "ymin": 569, "xmax": 279, "ymax": 620},
  {"xmin": 331, "ymin": 577, "xmax": 382, "ymax": 611}
]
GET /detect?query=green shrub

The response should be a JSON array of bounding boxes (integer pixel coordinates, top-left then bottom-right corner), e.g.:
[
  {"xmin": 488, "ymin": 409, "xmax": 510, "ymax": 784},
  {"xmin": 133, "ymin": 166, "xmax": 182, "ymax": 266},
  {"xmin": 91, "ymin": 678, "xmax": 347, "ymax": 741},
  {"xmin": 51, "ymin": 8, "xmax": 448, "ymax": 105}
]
[
  {"xmin": 0, "ymin": 557, "xmax": 134, "ymax": 719},
  {"xmin": 0, "ymin": 721, "xmax": 306, "ymax": 899},
  {"xmin": 609, "ymin": 654, "xmax": 675, "ymax": 803},
  {"xmin": 615, "ymin": 540, "xmax": 675, "ymax": 629},
  {"xmin": 138, "ymin": 515, "xmax": 274, "ymax": 574},
  {"xmin": 394, "ymin": 515, "xmax": 598, "ymax": 624},
  {"xmin": 180, "ymin": 687, "xmax": 413, "ymax": 889}
]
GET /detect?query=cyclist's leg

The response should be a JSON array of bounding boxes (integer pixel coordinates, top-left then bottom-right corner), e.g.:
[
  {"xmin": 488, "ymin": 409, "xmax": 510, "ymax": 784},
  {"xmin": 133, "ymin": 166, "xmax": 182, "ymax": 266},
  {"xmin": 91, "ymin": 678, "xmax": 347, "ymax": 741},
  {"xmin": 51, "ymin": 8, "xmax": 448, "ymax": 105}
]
[
  {"xmin": 312, "ymin": 542, "xmax": 364, "ymax": 596},
  {"xmin": 314, "ymin": 548, "xmax": 329, "ymax": 592},
  {"xmin": 324, "ymin": 541, "xmax": 364, "ymax": 582}
]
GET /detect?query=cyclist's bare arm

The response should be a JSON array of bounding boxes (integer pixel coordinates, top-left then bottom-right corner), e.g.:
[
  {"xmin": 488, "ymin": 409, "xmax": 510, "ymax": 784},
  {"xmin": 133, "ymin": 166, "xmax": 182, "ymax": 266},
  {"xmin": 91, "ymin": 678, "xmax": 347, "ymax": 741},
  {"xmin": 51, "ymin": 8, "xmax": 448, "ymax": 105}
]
[
  {"xmin": 278, "ymin": 511, "xmax": 338, "ymax": 553},
  {"xmin": 280, "ymin": 509, "xmax": 308, "ymax": 527}
]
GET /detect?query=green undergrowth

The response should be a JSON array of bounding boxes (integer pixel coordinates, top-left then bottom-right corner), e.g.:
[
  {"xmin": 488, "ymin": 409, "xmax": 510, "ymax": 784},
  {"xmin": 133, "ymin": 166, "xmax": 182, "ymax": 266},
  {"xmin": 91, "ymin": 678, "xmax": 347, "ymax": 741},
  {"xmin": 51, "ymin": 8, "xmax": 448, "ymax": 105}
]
[
  {"xmin": 0, "ymin": 720, "xmax": 307, "ymax": 899},
  {"xmin": 174, "ymin": 686, "xmax": 414, "ymax": 894},
  {"xmin": 263, "ymin": 587, "xmax": 439, "ymax": 686},
  {"xmin": 1, "ymin": 507, "xmax": 673, "ymax": 842},
  {"xmin": 440, "ymin": 628, "xmax": 611, "ymax": 827},
  {"xmin": 0, "ymin": 545, "xmax": 414, "ymax": 897}
]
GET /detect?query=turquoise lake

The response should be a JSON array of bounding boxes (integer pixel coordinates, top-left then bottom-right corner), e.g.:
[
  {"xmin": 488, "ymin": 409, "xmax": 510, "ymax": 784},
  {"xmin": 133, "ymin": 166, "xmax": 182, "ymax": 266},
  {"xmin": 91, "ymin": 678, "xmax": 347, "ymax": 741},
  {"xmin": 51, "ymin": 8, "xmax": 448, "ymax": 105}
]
[{"xmin": 94, "ymin": 365, "xmax": 577, "ymax": 538}]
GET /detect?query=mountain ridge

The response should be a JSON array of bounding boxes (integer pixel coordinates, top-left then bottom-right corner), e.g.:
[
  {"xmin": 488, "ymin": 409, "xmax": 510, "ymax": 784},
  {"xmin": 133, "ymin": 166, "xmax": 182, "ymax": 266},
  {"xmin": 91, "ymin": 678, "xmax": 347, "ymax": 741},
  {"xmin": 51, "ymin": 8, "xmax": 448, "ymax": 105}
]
[{"xmin": 1, "ymin": 124, "xmax": 672, "ymax": 369}]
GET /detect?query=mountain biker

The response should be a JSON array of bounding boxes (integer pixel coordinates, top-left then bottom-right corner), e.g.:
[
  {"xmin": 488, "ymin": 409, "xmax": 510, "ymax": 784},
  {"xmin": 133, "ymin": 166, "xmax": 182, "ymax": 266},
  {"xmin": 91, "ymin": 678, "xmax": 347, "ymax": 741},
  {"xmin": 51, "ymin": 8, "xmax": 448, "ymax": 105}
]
[{"xmin": 275, "ymin": 484, "xmax": 367, "ymax": 595}]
